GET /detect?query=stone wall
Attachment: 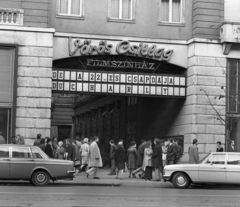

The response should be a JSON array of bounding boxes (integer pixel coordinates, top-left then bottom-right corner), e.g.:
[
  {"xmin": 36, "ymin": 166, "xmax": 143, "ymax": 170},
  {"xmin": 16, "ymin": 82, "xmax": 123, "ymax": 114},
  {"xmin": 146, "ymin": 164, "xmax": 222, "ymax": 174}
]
[
  {"xmin": 166, "ymin": 38, "xmax": 227, "ymax": 162},
  {"xmin": 193, "ymin": 0, "xmax": 224, "ymax": 39},
  {"xmin": 0, "ymin": 26, "xmax": 54, "ymax": 144}
]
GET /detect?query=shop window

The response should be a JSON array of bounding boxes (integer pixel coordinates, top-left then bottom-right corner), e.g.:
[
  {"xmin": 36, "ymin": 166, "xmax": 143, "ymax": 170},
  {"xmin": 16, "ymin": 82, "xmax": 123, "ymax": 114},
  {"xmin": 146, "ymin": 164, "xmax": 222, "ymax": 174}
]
[
  {"xmin": 58, "ymin": 0, "xmax": 84, "ymax": 18},
  {"xmin": 161, "ymin": 135, "xmax": 184, "ymax": 151},
  {"xmin": 159, "ymin": 0, "xmax": 185, "ymax": 24},
  {"xmin": 108, "ymin": 0, "xmax": 135, "ymax": 22}
]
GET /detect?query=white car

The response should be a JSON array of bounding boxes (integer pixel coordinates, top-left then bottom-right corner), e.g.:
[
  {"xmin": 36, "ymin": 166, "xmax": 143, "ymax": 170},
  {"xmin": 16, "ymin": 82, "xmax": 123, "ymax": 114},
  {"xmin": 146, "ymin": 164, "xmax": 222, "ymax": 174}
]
[{"xmin": 163, "ymin": 152, "xmax": 240, "ymax": 188}]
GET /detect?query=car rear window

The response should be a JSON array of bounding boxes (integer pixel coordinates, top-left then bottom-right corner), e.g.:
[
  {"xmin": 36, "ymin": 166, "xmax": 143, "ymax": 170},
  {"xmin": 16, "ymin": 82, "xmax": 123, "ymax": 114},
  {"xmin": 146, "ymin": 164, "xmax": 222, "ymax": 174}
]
[
  {"xmin": 227, "ymin": 154, "xmax": 240, "ymax": 165},
  {"xmin": 12, "ymin": 147, "xmax": 31, "ymax": 158},
  {"xmin": 0, "ymin": 147, "xmax": 9, "ymax": 158},
  {"xmin": 31, "ymin": 148, "xmax": 43, "ymax": 159},
  {"xmin": 206, "ymin": 154, "xmax": 226, "ymax": 164}
]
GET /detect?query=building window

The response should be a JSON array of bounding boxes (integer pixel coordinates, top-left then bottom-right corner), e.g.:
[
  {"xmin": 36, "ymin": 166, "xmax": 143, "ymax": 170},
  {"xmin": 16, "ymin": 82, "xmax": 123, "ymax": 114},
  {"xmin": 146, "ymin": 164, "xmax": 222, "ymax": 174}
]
[
  {"xmin": 127, "ymin": 97, "xmax": 137, "ymax": 106},
  {"xmin": 108, "ymin": 0, "xmax": 135, "ymax": 22},
  {"xmin": 159, "ymin": 0, "xmax": 185, "ymax": 24},
  {"xmin": 227, "ymin": 59, "xmax": 240, "ymax": 152},
  {"xmin": 58, "ymin": 0, "xmax": 84, "ymax": 17}
]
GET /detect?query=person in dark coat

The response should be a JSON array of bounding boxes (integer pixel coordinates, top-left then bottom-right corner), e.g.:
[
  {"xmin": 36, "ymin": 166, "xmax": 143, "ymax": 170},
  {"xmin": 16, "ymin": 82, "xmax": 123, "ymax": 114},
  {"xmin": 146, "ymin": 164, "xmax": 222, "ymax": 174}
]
[
  {"xmin": 152, "ymin": 138, "xmax": 163, "ymax": 181},
  {"xmin": 132, "ymin": 139, "xmax": 146, "ymax": 178},
  {"xmin": 166, "ymin": 138, "xmax": 177, "ymax": 165},
  {"xmin": 228, "ymin": 140, "xmax": 237, "ymax": 152},
  {"xmin": 44, "ymin": 137, "xmax": 54, "ymax": 158},
  {"xmin": 216, "ymin": 141, "xmax": 224, "ymax": 152},
  {"xmin": 33, "ymin": 134, "xmax": 41, "ymax": 146},
  {"xmin": 127, "ymin": 141, "xmax": 138, "ymax": 178},
  {"xmin": 115, "ymin": 141, "xmax": 127, "ymax": 179},
  {"xmin": 66, "ymin": 138, "xmax": 75, "ymax": 161},
  {"xmin": 108, "ymin": 139, "xmax": 117, "ymax": 175},
  {"xmin": 39, "ymin": 138, "xmax": 46, "ymax": 151}
]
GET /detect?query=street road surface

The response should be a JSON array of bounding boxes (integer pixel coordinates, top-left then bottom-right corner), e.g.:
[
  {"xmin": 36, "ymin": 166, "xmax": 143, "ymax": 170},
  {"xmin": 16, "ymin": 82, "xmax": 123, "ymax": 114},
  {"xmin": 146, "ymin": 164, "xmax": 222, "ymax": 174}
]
[{"xmin": 0, "ymin": 183, "xmax": 240, "ymax": 207}]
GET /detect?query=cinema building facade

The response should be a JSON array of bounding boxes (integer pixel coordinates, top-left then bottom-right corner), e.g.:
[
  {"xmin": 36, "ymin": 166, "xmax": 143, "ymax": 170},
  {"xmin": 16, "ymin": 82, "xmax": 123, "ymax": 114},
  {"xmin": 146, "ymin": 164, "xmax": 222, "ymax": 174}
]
[{"xmin": 0, "ymin": 0, "xmax": 240, "ymax": 161}]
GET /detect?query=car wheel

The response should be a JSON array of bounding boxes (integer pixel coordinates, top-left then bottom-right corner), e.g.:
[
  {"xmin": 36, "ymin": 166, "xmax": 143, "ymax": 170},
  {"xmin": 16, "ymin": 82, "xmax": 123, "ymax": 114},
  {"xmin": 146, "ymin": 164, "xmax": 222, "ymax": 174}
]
[
  {"xmin": 31, "ymin": 170, "xmax": 50, "ymax": 186},
  {"xmin": 172, "ymin": 172, "xmax": 190, "ymax": 188}
]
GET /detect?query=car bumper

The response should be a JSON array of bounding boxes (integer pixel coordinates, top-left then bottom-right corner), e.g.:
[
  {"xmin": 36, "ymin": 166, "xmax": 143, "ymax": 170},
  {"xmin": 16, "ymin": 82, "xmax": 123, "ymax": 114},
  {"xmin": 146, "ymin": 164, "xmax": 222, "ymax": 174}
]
[
  {"xmin": 67, "ymin": 170, "xmax": 75, "ymax": 178},
  {"xmin": 163, "ymin": 175, "xmax": 171, "ymax": 182}
]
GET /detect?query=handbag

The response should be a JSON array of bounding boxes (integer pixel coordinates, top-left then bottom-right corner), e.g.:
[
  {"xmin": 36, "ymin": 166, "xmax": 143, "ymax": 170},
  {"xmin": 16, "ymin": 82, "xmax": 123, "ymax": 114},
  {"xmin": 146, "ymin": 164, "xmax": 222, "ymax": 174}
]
[{"xmin": 74, "ymin": 160, "xmax": 81, "ymax": 166}]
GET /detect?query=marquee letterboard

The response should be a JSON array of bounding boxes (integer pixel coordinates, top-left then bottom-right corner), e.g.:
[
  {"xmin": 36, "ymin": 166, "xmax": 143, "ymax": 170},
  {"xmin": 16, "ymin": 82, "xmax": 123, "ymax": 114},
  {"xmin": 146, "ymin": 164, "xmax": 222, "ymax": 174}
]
[{"xmin": 52, "ymin": 70, "xmax": 186, "ymax": 97}]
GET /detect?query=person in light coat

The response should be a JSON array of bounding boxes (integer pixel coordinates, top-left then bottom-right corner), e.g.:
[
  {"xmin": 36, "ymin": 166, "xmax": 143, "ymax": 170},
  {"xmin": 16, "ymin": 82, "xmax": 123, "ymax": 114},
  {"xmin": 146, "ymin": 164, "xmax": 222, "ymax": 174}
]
[
  {"xmin": 188, "ymin": 139, "xmax": 199, "ymax": 164},
  {"xmin": 80, "ymin": 138, "xmax": 90, "ymax": 171},
  {"xmin": 142, "ymin": 141, "xmax": 153, "ymax": 181},
  {"xmin": 85, "ymin": 136, "xmax": 102, "ymax": 179}
]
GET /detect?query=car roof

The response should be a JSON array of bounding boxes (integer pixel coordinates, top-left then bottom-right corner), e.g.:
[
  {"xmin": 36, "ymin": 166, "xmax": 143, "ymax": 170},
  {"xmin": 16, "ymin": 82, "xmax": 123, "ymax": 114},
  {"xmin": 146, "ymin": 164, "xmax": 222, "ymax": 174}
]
[
  {"xmin": 211, "ymin": 152, "xmax": 240, "ymax": 154},
  {"xmin": 0, "ymin": 144, "xmax": 36, "ymax": 147}
]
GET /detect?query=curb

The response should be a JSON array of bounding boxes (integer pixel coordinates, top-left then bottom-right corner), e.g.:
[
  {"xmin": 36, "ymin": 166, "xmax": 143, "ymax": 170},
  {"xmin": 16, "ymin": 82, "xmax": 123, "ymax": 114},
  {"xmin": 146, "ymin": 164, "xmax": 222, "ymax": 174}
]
[{"xmin": 54, "ymin": 181, "xmax": 121, "ymax": 187}]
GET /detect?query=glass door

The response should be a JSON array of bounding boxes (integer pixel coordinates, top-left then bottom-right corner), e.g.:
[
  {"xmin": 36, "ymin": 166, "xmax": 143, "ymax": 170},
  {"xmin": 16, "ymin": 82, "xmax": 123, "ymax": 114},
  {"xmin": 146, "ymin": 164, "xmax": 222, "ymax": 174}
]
[{"xmin": 0, "ymin": 108, "xmax": 11, "ymax": 144}]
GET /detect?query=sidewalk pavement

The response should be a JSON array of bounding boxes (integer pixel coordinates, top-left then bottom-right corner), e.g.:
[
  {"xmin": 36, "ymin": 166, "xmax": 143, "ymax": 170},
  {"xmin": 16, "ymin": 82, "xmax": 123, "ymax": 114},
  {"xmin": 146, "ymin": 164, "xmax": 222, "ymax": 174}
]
[{"xmin": 57, "ymin": 168, "xmax": 172, "ymax": 188}]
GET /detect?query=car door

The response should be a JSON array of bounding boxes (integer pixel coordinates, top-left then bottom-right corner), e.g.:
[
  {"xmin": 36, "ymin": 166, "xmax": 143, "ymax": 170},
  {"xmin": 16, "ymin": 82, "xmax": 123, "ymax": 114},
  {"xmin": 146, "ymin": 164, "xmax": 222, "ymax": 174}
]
[
  {"xmin": 10, "ymin": 146, "xmax": 34, "ymax": 179},
  {"xmin": 226, "ymin": 154, "xmax": 240, "ymax": 184},
  {"xmin": 0, "ymin": 146, "xmax": 10, "ymax": 178},
  {"xmin": 198, "ymin": 154, "xmax": 226, "ymax": 183}
]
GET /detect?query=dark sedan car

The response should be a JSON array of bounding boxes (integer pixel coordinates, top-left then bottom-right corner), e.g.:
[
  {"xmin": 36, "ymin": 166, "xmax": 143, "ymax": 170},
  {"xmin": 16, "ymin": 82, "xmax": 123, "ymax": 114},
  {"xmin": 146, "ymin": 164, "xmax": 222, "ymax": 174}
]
[{"xmin": 0, "ymin": 144, "xmax": 75, "ymax": 186}]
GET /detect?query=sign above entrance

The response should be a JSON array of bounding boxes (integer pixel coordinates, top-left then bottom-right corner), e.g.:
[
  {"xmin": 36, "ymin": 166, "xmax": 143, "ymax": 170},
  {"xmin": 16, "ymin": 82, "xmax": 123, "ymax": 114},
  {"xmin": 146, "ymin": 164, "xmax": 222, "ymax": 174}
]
[
  {"xmin": 68, "ymin": 38, "xmax": 173, "ymax": 61},
  {"xmin": 52, "ymin": 69, "xmax": 186, "ymax": 98}
]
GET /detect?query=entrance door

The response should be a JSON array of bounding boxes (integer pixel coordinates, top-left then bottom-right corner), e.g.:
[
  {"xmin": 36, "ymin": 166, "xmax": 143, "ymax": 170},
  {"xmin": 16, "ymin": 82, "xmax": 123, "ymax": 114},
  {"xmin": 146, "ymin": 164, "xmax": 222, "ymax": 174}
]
[
  {"xmin": 0, "ymin": 108, "xmax": 11, "ymax": 143},
  {"xmin": 199, "ymin": 154, "xmax": 226, "ymax": 183},
  {"xmin": 58, "ymin": 125, "xmax": 72, "ymax": 141}
]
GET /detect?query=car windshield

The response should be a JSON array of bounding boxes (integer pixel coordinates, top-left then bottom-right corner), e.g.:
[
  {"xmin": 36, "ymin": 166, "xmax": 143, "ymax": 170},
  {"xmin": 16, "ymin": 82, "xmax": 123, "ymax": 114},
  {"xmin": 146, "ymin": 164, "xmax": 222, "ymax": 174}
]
[{"xmin": 198, "ymin": 153, "xmax": 210, "ymax": 164}]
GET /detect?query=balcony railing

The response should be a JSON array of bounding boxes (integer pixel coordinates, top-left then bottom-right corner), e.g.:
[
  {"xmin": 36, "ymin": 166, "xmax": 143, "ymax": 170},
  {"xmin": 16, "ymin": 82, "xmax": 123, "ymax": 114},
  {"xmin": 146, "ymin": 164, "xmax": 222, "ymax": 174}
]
[{"xmin": 0, "ymin": 8, "xmax": 24, "ymax": 26}]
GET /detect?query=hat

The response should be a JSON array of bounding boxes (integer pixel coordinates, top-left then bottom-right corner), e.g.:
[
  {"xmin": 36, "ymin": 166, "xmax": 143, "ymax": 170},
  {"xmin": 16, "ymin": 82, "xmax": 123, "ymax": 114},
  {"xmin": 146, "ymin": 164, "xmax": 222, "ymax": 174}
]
[
  {"xmin": 83, "ymin": 138, "xmax": 89, "ymax": 143},
  {"xmin": 118, "ymin": 141, "xmax": 123, "ymax": 146}
]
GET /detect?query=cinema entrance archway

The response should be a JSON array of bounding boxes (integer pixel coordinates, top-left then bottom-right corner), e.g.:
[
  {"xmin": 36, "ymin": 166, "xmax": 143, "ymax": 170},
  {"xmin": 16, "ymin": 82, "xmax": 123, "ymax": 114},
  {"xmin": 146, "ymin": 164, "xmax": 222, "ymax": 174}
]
[{"xmin": 51, "ymin": 55, "xmax": 186, "ymax": 147}]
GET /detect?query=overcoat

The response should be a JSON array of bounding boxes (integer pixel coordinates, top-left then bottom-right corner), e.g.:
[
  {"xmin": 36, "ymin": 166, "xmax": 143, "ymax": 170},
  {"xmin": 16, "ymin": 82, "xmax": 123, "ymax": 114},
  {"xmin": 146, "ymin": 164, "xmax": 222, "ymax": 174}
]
[
  {"xmin": 45, "ymin": 144, "xmax": 54, "ymax": 158},
  {"xmin": 88, "ymin": 141, "xmax": 103, "ymax": 167},
  {"xmin": 142, "ymin": 147, "xmax": 153, "ymax": 171},
  {"xmin": 115, "ymin": 145, "xmax": 127, "ymax": 170},
  {"xmin": 228, "ymin": 145, "xmax": 237, "ymax": 152},
  {"xmin": 66, "ymin": 143, "xmax": 75, "ymax": 161},
  {"xmin": 80, "ymin": 143, "xmax": 90, "ymax": 165},
  {"xmin": 127, "ymin": 146, "xmax": 138, "ymax": 169},
  {"xmin": 188, "ymin": 145, "xmax": 199, "ymax": 164},
  {"xmin": 152, "ymin": 144, "xmax": 163, "ymax": 168},
  {"xmin": 167, "ymin": 144, "xmax": 177, "ymax": 161},
  {"xmin": 137, "ymin": 143, "xmax": 145, "ymax": 167}
]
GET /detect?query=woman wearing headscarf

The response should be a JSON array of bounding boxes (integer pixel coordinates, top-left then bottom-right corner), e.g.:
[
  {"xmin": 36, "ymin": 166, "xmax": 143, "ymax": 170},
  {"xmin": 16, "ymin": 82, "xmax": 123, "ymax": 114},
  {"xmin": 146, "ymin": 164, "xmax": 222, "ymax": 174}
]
[
  {"xmin": 115, "ymin": 141, "xmax": 127, "ymax": 180},
  {"xmin": 127, "ymin": 141, "xmax": 138, "ymax": 178},
  {"xmin": 142, "ymin": 140, "xmax": 153, "ymax": 181},
  {"xmin": 80, "ymin": 138, "xmax": 90, "ymax": 171},
  {"xmin": 57, "ymin": 141, "xmax": 66, "ymax": 159}
]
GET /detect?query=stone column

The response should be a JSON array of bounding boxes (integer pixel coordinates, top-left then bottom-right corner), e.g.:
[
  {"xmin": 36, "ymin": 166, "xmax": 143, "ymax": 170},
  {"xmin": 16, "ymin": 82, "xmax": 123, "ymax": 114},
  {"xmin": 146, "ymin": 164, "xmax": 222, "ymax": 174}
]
[{"xmin": 12, "ymin": 28, "xmax": 54, "ymax": 144}]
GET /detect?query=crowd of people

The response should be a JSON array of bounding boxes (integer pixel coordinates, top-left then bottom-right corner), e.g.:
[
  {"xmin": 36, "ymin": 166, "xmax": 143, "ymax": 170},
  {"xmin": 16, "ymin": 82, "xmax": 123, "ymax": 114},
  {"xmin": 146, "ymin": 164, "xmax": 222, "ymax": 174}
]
[
  {"xmin": 29, "ymin": 135, "xmax": 183, "ymax": 181},
  {"xmin": 106, "ymin": 137, "xmax": 183, "ymax": 181},
  {"xmin": 3, "ymin": 132, "xmax": 235, "ymax": 181}
]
